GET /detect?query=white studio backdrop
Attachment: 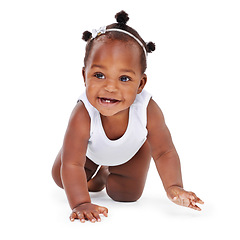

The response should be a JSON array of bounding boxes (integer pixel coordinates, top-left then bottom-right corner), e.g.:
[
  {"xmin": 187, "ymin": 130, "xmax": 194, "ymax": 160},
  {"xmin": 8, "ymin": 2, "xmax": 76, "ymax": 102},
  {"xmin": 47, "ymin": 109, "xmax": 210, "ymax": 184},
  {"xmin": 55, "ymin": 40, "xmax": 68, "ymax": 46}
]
[{"xmin": 0, "ymin": 0, "xmax": 239, "ymax": 239}]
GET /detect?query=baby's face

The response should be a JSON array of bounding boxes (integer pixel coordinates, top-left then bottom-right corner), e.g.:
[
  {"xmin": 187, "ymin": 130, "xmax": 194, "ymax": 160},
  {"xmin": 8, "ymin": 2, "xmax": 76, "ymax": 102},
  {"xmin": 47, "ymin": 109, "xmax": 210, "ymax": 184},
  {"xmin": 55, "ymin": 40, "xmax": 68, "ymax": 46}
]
[{"xmin": 83, "ymin": 38, "xmax": 146, "ymax": 117}]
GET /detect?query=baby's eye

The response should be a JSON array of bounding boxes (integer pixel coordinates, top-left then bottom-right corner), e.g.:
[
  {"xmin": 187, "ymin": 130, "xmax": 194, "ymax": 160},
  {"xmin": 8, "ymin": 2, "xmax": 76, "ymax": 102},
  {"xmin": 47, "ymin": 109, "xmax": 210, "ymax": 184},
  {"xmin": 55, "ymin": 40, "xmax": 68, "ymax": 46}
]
[
  {"xmin": 94, "ymin": 73, "xmax": 105, "ymax": 79},
  {"xmin": 120, "ymin": 76, "xmax": 131, "ymax": 82}
]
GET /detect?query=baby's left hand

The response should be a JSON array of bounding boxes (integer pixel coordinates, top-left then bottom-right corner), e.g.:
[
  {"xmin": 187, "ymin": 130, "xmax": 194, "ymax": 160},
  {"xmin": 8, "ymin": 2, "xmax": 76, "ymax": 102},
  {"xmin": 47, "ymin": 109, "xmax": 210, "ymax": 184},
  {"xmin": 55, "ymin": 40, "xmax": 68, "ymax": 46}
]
[{"xmin": 166, "ymin": 186, "xmax": 204, "ymax": 211}]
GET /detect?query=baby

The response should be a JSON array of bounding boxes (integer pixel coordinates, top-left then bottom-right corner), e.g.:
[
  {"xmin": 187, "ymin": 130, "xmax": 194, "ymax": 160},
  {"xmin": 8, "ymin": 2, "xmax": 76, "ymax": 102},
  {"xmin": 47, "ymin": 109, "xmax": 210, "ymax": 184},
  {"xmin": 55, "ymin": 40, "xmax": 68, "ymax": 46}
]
[{"xmin": 52, "ymin": 10, "xmax": 204, "ymax": 223}]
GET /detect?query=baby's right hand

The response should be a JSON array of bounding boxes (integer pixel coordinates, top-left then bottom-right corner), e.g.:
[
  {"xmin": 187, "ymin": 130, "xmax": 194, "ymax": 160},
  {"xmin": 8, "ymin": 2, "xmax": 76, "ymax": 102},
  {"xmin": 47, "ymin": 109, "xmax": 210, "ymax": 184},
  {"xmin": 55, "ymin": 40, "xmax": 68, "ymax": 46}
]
[{"xmin": 70, "ymin": 203, "xmax": 108, "ymax": 223}]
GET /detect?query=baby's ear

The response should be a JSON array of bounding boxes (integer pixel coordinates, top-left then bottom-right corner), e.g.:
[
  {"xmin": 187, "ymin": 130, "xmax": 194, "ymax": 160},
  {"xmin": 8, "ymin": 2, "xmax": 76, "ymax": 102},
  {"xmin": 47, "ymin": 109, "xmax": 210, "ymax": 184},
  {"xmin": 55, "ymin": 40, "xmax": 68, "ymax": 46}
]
[
  {"xmin": 137, "ymin": 74, "xmax": 147, "ymax": 94},
  {"xmin": 82, "ymin": 67, "xmax": 86, "ymax": 86}
]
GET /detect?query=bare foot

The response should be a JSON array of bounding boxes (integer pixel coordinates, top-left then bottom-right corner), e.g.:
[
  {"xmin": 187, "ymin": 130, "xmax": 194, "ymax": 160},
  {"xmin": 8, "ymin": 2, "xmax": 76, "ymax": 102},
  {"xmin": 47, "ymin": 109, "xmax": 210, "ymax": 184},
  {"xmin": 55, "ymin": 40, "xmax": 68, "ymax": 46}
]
[{"xmin": 88, "ymin": 166, "xmax": 109, "ymax": 192}]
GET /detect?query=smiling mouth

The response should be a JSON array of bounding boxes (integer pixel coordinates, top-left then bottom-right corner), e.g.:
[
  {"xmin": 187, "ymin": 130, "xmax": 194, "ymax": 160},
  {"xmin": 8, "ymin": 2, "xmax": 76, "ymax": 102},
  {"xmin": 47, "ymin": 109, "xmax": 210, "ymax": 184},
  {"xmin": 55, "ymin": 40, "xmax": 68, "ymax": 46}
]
[{"xmin": 98, "ymin": 97, "xmax": 120, "ymax": 105}]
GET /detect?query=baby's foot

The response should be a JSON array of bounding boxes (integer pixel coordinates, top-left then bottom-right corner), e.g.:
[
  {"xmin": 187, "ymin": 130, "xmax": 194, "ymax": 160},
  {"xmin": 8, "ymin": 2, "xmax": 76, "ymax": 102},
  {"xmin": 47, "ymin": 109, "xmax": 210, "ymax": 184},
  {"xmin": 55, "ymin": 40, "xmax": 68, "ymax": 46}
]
[{"xmin": 88, "ymin": 166, "xmax": 109, "ymax": 192}]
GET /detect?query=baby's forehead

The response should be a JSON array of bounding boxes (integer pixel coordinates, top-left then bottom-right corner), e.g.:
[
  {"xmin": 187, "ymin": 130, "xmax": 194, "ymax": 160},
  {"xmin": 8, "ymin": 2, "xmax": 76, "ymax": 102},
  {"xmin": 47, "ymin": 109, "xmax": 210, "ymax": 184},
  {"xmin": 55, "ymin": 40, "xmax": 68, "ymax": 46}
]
[
  {"xmin": 95, "ymin": 36, "xmax": 139, "ymax": 48},
  {"xmin": 90, "ymin": 37, "xmax": 141, "ymax": 57},
  {"xmin": 86, "ymin": 38, "xmax": 142, "ymax": 72}
]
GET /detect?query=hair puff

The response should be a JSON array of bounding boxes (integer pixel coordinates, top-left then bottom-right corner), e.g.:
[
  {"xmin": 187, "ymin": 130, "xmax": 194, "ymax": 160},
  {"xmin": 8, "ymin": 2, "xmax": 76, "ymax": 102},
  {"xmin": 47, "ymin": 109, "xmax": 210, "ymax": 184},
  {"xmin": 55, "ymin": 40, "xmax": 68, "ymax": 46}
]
[
  {"xmin": 146, "ymin": 42, "xmax": 156, "ymax": 53},
  {"xmin": 82, "ymin": 31, "xmax": 92, "ymax": 41},
  {"xmin": 115, "ymin": 10, "xmax": 129, "ymax": 25}
]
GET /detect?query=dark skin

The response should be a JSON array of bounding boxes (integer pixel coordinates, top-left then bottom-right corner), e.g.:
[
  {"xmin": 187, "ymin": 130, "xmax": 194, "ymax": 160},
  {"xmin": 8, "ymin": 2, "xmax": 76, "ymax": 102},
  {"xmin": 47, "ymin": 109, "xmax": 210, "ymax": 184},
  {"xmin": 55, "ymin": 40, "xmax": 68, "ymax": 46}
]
[{"xmin": 52, "ymin": 37, "xmax": 204, "ymax": 223}]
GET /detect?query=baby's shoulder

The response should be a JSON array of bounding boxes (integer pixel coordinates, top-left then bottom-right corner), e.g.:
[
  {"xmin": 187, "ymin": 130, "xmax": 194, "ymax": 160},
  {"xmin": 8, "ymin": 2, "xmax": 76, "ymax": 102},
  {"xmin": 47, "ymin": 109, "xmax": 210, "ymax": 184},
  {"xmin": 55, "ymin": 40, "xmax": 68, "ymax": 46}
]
[
  {"xmin": 147, "ymin": 98, "xmax": 164, "ymax": 117},
  {"xmin": 70, "ymin": 101, "xmax": 90, "ymax": 122},
  {"xmin": 147, "ymin": 99, "xmax": 165, "ymax": 130},
  {"xmin": 66, "ymin": 101, "xmax": 91, "ymax": 138}
]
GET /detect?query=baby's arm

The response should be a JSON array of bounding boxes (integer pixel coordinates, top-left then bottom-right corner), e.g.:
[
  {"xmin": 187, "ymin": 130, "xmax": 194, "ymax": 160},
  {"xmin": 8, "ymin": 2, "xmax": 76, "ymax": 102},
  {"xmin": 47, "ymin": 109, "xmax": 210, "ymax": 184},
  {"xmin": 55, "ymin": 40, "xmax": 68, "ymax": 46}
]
[
  {"xmin": 61, "ymin": 102, "xmax": 108, "ymax": 222},
  {"xmin": 147, "ymin": 99, "xmax": 204, "ymax": 210}
]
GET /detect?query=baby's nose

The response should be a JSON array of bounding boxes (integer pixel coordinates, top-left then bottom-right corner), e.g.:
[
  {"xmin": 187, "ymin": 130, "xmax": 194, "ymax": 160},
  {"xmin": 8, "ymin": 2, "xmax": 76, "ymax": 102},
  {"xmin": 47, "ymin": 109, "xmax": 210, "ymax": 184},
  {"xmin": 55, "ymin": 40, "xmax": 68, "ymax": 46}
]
[{"xmin": 104, "ymin": 79, "xmax": 118, "ymax": 92}]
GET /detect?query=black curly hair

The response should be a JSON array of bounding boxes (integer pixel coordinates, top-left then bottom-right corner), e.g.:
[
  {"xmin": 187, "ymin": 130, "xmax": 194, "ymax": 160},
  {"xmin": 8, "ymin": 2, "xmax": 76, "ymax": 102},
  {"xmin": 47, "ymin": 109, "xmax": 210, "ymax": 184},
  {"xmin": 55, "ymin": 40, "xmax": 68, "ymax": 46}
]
[{"xmin": 82, "ymin": 10, "xmax": 155, "ymax": 74}]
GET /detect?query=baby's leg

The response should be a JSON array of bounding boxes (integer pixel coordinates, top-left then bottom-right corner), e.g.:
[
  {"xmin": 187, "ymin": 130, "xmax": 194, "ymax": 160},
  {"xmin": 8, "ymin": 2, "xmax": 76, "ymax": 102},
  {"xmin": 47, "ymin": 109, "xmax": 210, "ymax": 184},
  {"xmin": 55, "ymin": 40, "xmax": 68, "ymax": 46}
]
[
  {"xmin": 87, "ymin": 166, "xmax": 109, "ymax": 192},
  {"xmin": 51, "ymin": 148, "xmax": 99, "ymax": 189},
  {"xmin": 106, "ymin": 141, "xmax": 151, "ymax": 202}
]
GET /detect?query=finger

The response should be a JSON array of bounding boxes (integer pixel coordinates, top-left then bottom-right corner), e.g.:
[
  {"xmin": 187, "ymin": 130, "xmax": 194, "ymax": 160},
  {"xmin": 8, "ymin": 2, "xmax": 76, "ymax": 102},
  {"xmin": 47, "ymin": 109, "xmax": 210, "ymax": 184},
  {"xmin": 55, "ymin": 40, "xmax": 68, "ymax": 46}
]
[
  {"xmin": 76, "ymin": 212, "xmax": 85, "ymax": 223},
  {"xmin": 194, "ymin": 196, "xmax": 204, "ymax": 204},
  {"xmin": 70, "ymin": 212, "xmax": 77, "ymax": 222},
  {"xmin": 189, "ymin": 192, "xmax": 204, "ymax": 204},
  {"xmin": 98, "ymin": 206, "xmax": 108, "ymax": 217},
  {"xmin": 188, "ymin": 202, "xmax": 202, "ymax": 211},
  {"xmin": 85, "ymin": 212, "xmax": 96, "ymax": 223},
  {"xmin": 92, "ymin": 211, "xmax": 101, "ymax": 222},
  {"xmin": 192, "ymin": 197, "xmax": 204, "ymax": 205},
  {"xmin": 103, "ymin": 211, "xmax": 108, "ymax": 217}
]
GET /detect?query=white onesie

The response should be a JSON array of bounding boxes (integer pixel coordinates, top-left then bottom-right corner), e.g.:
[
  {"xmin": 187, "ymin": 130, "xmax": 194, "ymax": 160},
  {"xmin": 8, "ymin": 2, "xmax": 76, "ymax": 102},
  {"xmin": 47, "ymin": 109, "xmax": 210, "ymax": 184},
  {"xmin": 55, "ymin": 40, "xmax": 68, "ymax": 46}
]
[{"xmin": 78, "ymin": 90, "xmax": 152, "ymax": 166}]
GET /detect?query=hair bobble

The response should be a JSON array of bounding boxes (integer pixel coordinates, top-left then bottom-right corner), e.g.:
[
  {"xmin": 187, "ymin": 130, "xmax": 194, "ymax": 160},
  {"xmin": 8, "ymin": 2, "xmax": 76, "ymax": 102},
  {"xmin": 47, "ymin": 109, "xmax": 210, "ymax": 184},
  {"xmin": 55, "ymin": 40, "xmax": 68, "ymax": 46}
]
[
  {"xmin": 82, "ymin": 31, "xmax": 92, "ymax": 41},
  {"xmin": 146, "ymin": 42, "xmax": 156, "ymax": 53},
  {"xmin": 115, "ymin": 10, "xmax": 129, "ymax": 25}
]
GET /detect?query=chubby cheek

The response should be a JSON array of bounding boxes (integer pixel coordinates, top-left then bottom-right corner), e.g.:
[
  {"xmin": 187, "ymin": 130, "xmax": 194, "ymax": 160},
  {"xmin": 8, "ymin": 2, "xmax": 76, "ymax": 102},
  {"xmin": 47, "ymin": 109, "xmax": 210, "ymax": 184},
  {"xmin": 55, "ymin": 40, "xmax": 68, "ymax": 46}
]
[
  {"xmin": 125, "ymin": 88, "xmax": 139, "ymax": 104},
  {"xmin": 83, "ymin": 85, "xmax": 96, "ymax": 106},
  {"xmin": 85, "ymin": 89, "xmax": 97, "ymax": 105},
  {"xmin": 85, "ymin": 77, "xmax": 96, "ymax": 89},
  {"xmin": 85, "ymin": 80, "xmax": 99, "ymax": 95}
]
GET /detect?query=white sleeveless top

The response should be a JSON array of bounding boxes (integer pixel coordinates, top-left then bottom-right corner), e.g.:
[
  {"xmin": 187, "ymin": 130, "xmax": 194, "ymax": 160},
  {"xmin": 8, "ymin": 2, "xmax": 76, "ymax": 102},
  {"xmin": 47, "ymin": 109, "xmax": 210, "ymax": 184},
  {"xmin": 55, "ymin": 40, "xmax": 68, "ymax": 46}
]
[{"xmin": 78, "ymin": 90, "xmax": 152, "ymax": 166}]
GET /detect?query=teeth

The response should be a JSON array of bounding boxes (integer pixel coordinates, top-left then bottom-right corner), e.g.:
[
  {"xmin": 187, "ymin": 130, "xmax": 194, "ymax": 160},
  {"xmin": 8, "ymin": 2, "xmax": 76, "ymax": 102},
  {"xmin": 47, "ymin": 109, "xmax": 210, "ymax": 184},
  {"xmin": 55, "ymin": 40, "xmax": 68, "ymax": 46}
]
[{"xmin": 100, "ymin": 98, "xmax": 119, "ymax": 104}]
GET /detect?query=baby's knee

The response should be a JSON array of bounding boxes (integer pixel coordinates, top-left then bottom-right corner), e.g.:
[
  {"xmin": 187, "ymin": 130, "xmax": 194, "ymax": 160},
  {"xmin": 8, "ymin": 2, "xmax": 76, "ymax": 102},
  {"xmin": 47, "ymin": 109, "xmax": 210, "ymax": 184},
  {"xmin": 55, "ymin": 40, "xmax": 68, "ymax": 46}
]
[
  {"xmin": 106, "ymin": 175, "xmax": 142, "ymax": 202},
  {"xmin": 106, "ymin": 187, "xmax": 141, "ymax": 202},
  {"xmin": 107, "ymin": 192, "xmax": 141, "ymax": 202}
]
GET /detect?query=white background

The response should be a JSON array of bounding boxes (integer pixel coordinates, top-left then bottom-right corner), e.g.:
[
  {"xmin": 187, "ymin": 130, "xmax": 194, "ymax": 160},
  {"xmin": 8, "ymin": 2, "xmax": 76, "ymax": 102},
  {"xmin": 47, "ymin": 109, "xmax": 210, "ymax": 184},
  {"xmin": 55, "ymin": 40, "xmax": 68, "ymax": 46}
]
[{"xmin": 0, "ymin": 0, "xmax": 239, "ymax": 239}]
